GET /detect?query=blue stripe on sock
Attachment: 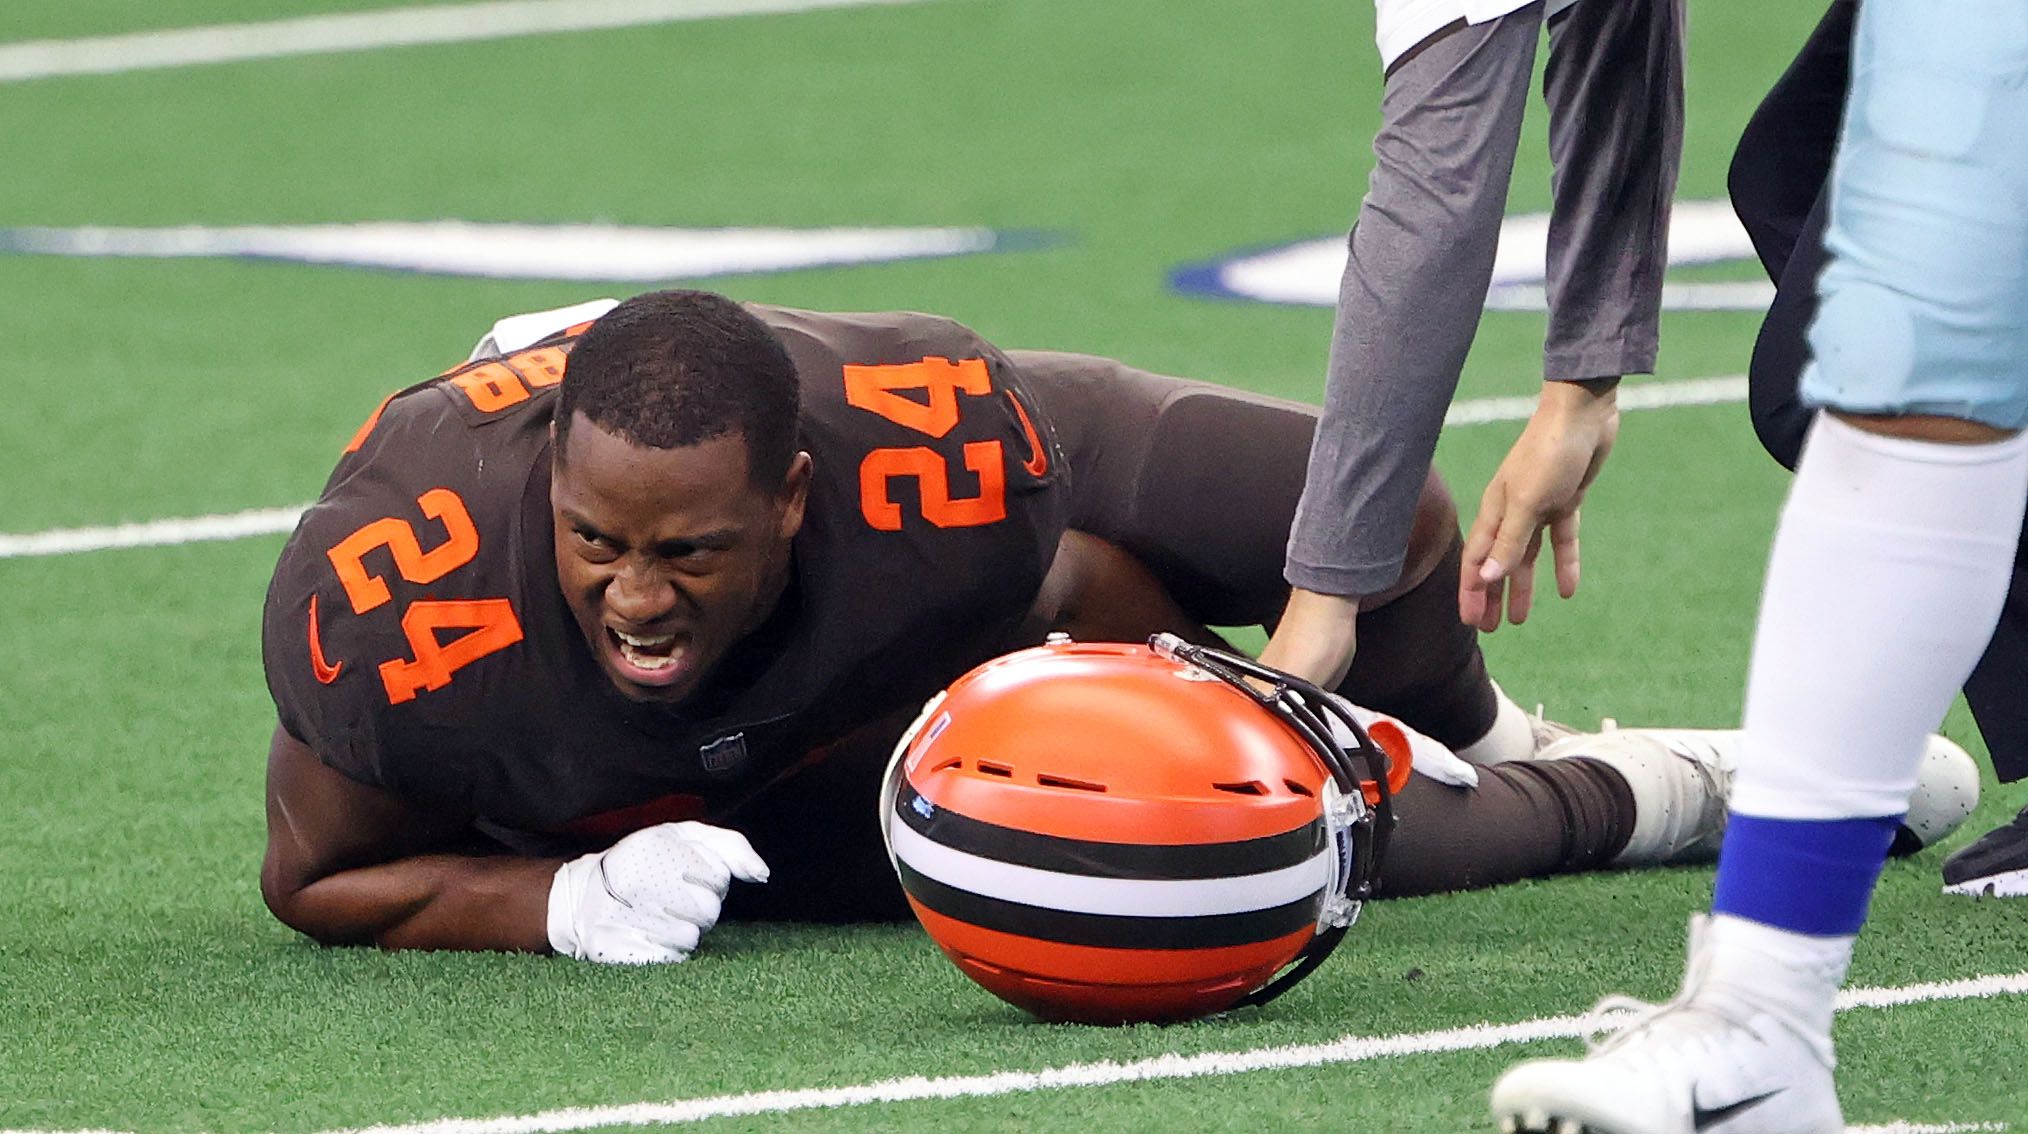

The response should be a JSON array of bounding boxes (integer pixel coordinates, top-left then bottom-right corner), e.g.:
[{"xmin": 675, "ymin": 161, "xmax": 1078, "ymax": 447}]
[{"xmin": 1712, "ymin": 813, "xmax": 1903, "ymax": 936}]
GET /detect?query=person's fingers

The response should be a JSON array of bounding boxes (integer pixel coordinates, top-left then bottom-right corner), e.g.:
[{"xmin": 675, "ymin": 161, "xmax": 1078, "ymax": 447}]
[
  {"xmin": 1507, "ymin": 528, "xmax": 1545, "ymax": 625},
  {"xmin": 676, "ymin": 822, "xmax": 773, "ymax": 884},
  {"xmin": 1459, "ymin": 481, "xmax": 1507, "ymax": 626},
  {"xmin": 673, "ymin": 842, "xmax": 734, "ymax": 894},
  {"xmin": 1483, "ymin": 498, "xmax": 1541, "ymax": 607},
  {"xmin": 655, "ymin": 882, "xmax": 723, "ymax": 937},
  {"xmin": 1462, "ymin": 558, "xmax": 1502, "ymax": 630},
  {"xmin": 1459, "ymin": 560, "xmax": 1486, "ymax": 628},
  {"xmin": 1474, "ymin": 571, "xmax": 1505, "ymax": 633},
  {"xmin": 1551, "ymin": 509, "xmax": 1582, "ymax": 599},
  {"xmin": 637, "ymin": 911, "xmax": 704, "ymax": 956}
]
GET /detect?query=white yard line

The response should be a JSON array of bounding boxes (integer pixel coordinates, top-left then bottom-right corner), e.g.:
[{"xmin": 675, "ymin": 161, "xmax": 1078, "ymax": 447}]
[
  {"xmin": 0, "ymin": 971, "xmax": 2017, "ymax": 1134},
  {"xmin": 0, "ymin": 0, "xmax": 925, "ymax": 83},
  {"xmin": 0, "ymin": 506, "xmax": 311, "ymax": 559},
  {"xmin": 0, "ymin": 375, "xmax": 1750, "ymax": 561}
]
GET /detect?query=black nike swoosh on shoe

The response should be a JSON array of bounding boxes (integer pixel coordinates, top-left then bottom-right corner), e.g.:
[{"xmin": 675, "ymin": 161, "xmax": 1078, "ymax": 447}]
[{"xmin": 1692, "ymin": 1089, "xmax": 1781, "ymax": 1130}]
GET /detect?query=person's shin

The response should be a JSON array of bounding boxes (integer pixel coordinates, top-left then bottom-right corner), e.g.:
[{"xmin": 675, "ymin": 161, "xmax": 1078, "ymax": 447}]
[{"xmin": 1713, "ymin": 414, "xmax": 2028, "ymax": 1010}]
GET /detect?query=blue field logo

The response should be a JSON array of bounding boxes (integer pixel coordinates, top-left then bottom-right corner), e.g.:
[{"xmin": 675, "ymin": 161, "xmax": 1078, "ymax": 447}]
[
  {"xmin": 1171, "ymin": 198, "xmax": 1773, "ymax": 312},
  {"xmin": 0, "ymin": 221, "xmax": 1034, "ymax": 281}
]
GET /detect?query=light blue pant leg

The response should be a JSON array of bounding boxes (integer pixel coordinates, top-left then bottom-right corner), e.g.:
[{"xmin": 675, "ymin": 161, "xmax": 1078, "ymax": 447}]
[{"xmin": 1802, "ymin": 0, "xmax": 2028, "ymax": 430}]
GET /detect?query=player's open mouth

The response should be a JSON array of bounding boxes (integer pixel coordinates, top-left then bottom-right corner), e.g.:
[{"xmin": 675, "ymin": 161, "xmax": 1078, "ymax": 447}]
[{"xmin": 607, "ymin": 627, "xmax": 690, "ymax": 684}]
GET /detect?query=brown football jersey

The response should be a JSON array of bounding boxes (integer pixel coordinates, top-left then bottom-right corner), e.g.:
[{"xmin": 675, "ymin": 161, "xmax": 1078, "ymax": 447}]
[{"xmin": 261, "ymin": 306, "xmax": 1066, "ymax": 849}]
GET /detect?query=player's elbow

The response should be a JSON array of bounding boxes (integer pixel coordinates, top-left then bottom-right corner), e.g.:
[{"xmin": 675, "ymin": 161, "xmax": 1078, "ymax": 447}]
[
  {"xmin": 259, "ymin": 859, "xmax": 319, "ymax": 942},
  {"xmin": 258, "ymin": 855, "xmax": 362, "ymax": 947}
]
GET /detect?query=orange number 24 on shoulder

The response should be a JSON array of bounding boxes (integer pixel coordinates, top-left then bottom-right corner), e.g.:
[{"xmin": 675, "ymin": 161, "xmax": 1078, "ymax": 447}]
[
  {"xmin": 844, "ymin": 357, "xmax": 1008, "ymax": 531},
  {"xmin": 323, "ymin": 488, "xmax": 524, "ymax": 704}
]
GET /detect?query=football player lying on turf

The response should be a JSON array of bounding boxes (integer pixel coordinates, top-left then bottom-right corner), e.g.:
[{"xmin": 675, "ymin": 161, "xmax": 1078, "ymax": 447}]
[{"xmin": 258, "ymin": 290, "xmax": 1976, "ymax": 963}]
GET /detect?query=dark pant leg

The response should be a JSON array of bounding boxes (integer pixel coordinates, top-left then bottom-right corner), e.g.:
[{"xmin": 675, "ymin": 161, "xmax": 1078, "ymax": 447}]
[
  {"xmin": 1334, "ymin": 534, "xmax": 1498, "ymax": 752},
  {"xmin": 1747, "ymin": 188, "xmax": 1830, "ymax": 471},
  {"xmin": 1727, "ymin": 0, "xmax": 1857, "ymax": 281},
  {"xmin": 1732, "ymin": 2, "xmax": 1854, "ymax": 470},
  {"xmin": 1374, "ymin": 757, "xmax": 1633, "ymax": 898},
  {"xmin": 1967, "ymin": 581, "xmax": 2028, "ymax": 782}
]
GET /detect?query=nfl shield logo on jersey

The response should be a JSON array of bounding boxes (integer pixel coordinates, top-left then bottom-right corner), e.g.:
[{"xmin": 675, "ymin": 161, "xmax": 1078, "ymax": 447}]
[{"xmin": 699, "ymin": 733, "xmax": 749, "ymax": 774}]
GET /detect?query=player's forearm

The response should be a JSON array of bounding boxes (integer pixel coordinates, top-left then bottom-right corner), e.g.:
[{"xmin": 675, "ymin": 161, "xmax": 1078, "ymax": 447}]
[
  {"xmin": 1260, "ymin": 589, "xmax": 1360, "ymax": 690},
  {"xmin": 266, "ymin": 852, "xmax": 560, "ymax": 953}
]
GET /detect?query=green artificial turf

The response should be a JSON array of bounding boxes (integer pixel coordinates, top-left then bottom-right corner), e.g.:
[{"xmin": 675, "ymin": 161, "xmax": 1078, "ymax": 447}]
[{"xmin": 2, "ymin": 2, "xmax": 2025, "ymax": 1131}]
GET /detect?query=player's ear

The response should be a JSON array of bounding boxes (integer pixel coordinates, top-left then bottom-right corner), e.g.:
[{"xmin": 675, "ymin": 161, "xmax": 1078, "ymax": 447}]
[{"xmin": 776, "ymin": 451, "xmax": 813, "ymax": 540}]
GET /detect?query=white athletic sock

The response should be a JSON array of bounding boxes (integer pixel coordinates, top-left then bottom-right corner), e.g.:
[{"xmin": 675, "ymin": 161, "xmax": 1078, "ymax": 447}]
[
  {"xmin": 1456, "ymin": 681, "xmax": 1534, "ymax": 764},
  {"xmin": 1704, "ymin": 913, "xmax": 1852, "ymax": 1052},
  {"xmin": 1732, "ymin": 414, "xmax": 2028, "ymax": 820}
]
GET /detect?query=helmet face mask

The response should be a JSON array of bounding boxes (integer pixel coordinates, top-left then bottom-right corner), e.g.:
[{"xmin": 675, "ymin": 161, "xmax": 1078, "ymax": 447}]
[{"xmin": 880, "ymin": 635, "xmax": 1394, "ymax": 1025}]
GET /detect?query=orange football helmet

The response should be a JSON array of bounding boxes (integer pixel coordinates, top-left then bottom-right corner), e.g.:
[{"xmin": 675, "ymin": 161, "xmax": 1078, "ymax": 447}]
[{"xmin": 880, "ymin": 634, "xmax": 1396, "ymax": 1025}]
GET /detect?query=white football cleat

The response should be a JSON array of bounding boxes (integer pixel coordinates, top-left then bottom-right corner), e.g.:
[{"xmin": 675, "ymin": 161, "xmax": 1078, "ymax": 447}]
[
  {"xmin": 1539, "ymin": 727, "xmax": 1978, "ymax": 866},
  {"xmin": 1538, "ymin": 727, "xmax": 1732, "ymax": 866},
  {"xmin": 1491, "ymin": 917, "xmax": 1844, "ymax": 1134},
  {"xmin": 1903, "ymin": 734, "xmax": 1981, "ymax": 851}
]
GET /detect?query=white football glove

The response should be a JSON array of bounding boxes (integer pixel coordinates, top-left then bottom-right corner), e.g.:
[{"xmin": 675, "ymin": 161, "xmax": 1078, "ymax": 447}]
[
  {"xmin": 546, "ymin": 821, "xmax": 771, "ymax": 965},
  {"xmin": 1320, "ymin": 692, "xmax": 1480, "ymax": 790}
]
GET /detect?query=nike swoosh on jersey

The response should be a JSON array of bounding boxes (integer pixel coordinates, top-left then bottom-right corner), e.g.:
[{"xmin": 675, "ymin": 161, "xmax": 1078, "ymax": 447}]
[
  {"xmin": 1007, "ymin": 390, "xmax": 1049, "ymax": 477},
  {"xmin": 1692, "ymin": 1088, "xmax": 1781, "ymax": 1130},
  {"xmin": 308, "ymin": 593, "xmax": 344, "ymax": 684}
]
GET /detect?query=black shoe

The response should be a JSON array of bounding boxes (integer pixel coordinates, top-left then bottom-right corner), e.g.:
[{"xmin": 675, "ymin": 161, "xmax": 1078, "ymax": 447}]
[{"xmin": 1942, "ymin": 804, "xmax": 2028, "ymax": 898}]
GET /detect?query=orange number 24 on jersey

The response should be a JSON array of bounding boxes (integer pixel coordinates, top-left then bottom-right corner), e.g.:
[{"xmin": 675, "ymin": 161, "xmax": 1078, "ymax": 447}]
[
  {"xmin": 845, "ymin": 357, "xmax": 1008, "ymax": 531},
  {"xmin": 323, "ymin": 488, "xmax": 524, "ymax": 705}
]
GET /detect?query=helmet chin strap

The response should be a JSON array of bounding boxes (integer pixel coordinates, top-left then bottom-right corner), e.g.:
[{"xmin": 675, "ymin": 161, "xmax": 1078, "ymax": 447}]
[{"xmin": 1146, "ymin": 633, "xmax": 1399, "ymax": 1012}]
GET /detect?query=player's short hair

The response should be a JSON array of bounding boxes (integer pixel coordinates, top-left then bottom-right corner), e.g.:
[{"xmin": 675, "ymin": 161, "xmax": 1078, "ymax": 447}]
[{"xmin": 556, "ymin": 289, "xmax": 800, "ymax": 487}]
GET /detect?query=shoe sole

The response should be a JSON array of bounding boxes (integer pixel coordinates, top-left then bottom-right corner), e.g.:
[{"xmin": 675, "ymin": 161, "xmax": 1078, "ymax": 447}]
[
  {"xmin": 1498, "ymin": 1112, "xmax": 1607, "ymax": 1134},
  {"xmin": 1942, "ymin": 865, "xmax": 2028, "ymax": 898}
]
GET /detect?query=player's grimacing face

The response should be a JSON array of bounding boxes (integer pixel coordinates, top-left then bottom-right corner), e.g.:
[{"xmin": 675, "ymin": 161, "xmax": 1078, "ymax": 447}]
[{"xmin": 550, "ymin": 412, "xmax": 808, "ymax": 704}]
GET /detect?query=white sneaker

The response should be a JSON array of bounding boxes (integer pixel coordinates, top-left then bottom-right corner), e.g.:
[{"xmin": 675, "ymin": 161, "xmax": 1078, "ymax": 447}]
[
  {"xmin": 1903, "ymin": 734, "xmax": 1981, "ymax": 852},
  {"xmin": 1490, "ymin": 917, "xmax": 1844, "ymax": 1134},
  {"xmin": 1539, "ymin": 727, "xmax": 1732, "ymax": 866},
  {"xmin": 1541, "ymin": 728, "xmax": 1978, "ymax": 867}
]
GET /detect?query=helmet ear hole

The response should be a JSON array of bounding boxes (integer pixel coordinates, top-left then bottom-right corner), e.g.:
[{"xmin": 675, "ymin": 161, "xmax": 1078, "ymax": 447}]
[{"xmin": 883, "ymin": 639, "xmax": 1367, "ymax": 1026}]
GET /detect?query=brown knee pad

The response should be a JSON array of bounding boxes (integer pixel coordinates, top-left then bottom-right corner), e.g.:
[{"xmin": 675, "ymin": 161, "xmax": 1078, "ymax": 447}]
[{"xmin": 1336, "ymin": 533, "xmax": 1498, "ymax": 751}]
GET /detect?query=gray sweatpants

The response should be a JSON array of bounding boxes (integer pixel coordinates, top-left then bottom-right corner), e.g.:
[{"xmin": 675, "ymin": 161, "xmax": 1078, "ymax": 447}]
[{"xmin": 1285, "ymin": 0, "xmax": 1685, "ymax": 597}]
